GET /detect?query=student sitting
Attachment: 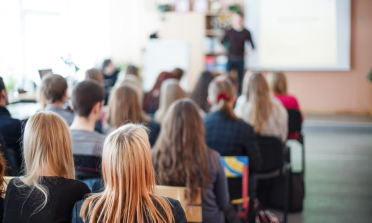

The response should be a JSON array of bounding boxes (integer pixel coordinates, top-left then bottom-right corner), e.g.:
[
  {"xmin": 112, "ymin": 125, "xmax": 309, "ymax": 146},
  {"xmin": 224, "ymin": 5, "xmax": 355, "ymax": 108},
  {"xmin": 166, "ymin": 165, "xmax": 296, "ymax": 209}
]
[
  {"xmin": 152, "ymin": 99, "xmax": 229, "ymax": 223},
  {"xmin": 154, "ymin": 79, "xmax": 187, "ymax": 123},
  {"xmin": 3, "ymin": 112, "xmax": 91, "ymax": 223},
  {"xmin": 267, "ymin": 71, "xmax": 301, "ymax": 110},
  {"xmin": 70, "ymin": 80, "xmax": 106, "ymax": 180},
  {"xmin": 204, "ymin": 76, "xmax": 262, "ymax": 199},
  {"xmin": 190, "ymin": 71, "xmax": 215, "ymax": 113},
  {"xmin": 42, "ymin": 73, "xmax": 74, "ymax": 125},
  {"xmin": 235, "ymin": 72, "xmax": 288, "ymax": 142},
  {"xmin": 107, "ymin": 84, "xmax": 160, "ymax": 147},
  {"xmin": 0, "ymin": 77, "xmax": 23, "ymax": 175},
  {"xmin": 71, "ymin": 124, "xmax": 187, "ymax": 223},
  {"xmin": 85, "ymin": 68, "xmax": 104, "ymax": 85},
  {"xmin": 143, "ymin": 71, "xmax": 180, "ymax": 114}
]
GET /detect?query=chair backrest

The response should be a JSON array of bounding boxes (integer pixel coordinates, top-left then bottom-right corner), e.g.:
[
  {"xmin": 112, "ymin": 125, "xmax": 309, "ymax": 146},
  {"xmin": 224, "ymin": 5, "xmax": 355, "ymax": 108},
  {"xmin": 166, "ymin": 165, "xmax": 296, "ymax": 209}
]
[
  {"xmin": 287, "ymin": 109, "xmax": 302, "ymax": 134},
  {"xmin": 156, "ymin": 185, "xmax": 202, "ymax": 222},
  {"xmin": 220, "ymin": 156, "xmax": 249, "ymax": 178},
  {"xmin": 256, "ymin": 135, "xmax": 283, "ymax": 173}
]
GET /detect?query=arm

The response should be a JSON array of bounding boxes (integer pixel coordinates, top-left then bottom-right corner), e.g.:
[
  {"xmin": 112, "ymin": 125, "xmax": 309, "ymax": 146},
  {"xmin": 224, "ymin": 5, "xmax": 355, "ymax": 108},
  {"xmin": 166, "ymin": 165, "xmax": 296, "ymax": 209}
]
[
  {"xmin": 221, "ymin": 31, "xmax": 229, "ymax": 45},
  {"xmin": 243, "ymin": 125, "xmax": 262, "ymax": 172},
  {"xmin": 213, "ymin": 152, "xmax": 229, "ymax": 210},
  {"xmin": 246, "ymin": 30, "xmax": 255, "ymax": 50}
]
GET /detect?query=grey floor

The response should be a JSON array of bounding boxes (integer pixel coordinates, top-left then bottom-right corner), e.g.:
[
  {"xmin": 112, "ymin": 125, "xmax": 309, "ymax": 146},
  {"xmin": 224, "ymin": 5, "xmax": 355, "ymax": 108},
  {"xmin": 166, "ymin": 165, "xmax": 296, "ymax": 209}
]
[{"xmin": 271, "ymin": 114, "xmax": 372, "ymax": 223}]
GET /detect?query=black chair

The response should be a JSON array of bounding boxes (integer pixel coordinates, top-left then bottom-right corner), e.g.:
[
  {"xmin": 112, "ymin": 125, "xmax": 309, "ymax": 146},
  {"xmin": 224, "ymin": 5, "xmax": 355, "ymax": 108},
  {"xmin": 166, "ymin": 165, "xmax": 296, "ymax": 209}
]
[
  {"xmin": 0, "ymin": 134, "xmax": 17, "ymax": 176},
  {"xmin": 287, "ymin": 109, "xmax": 305, "ymax": 175},
  {"xmin": 255, "ymin": 135, "xmax": 290, "ymax": 223}
]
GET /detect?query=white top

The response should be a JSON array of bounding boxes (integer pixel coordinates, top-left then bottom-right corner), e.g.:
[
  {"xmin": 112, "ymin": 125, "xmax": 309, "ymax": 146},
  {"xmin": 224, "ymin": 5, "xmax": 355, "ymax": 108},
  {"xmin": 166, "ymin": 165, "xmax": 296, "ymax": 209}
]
[{"xmin": 234, "ymin": 95, "xmax": 288, "ymax": 142}]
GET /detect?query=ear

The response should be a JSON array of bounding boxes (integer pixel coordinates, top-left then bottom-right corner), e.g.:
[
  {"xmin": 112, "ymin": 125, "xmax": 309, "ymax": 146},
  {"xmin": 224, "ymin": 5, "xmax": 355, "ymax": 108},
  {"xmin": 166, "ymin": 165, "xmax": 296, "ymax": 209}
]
[
  {"xmin": 92, "ymin": 101, "xmax": 102, "ymax": 114},
  {"xmin": 69, "ymin": 101, "xmax": 74, "ymax": 111},
  {"xmin": 207, "ymin": 97, "xmax": 214, "ymax": 105},
  {"xmin": 230, "ymin": 95, "xmax": 237, "ymax": 105}
]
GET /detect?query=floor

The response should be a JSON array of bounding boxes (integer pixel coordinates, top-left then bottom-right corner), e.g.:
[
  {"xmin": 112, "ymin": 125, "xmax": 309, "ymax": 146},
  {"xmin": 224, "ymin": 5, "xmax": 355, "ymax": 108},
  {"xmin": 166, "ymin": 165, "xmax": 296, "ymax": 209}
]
[{"xmin": 271, "ymin": 114, "xmax": 372, "ymax": 223}]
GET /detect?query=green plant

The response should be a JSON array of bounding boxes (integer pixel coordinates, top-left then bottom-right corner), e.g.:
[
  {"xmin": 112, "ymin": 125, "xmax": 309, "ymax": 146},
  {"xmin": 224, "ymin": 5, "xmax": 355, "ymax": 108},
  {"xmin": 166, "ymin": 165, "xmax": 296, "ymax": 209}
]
[
  {"xmin": 5, "ymin": 76, "xmax": 16, "ymax": 91},
  {"xmin": 368, "ymin": 68, "xmax": 372, "ymax": 82}
]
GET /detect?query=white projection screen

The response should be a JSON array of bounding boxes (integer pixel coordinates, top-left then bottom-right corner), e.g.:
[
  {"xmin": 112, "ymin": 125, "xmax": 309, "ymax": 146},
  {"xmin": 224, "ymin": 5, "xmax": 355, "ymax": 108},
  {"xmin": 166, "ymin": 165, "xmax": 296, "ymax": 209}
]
[{"xmin": 244, "ymin": 0, "xmax": 351, "ymax": 71}]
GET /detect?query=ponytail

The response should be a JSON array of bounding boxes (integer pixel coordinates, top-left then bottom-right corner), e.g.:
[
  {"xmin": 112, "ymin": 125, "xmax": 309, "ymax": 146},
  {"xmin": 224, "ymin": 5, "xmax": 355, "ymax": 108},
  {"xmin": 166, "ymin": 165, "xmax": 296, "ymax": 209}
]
[{"xmin": 208, "ymin": 77, "xmax": 239, "ymax": 120}]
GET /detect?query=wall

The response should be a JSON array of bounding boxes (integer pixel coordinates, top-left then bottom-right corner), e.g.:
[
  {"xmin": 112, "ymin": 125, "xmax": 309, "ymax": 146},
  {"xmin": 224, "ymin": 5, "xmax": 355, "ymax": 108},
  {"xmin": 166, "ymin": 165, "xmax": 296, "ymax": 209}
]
[{"xmin": 285, "ymin": 0, "xmax": 372, "ymax": 114}]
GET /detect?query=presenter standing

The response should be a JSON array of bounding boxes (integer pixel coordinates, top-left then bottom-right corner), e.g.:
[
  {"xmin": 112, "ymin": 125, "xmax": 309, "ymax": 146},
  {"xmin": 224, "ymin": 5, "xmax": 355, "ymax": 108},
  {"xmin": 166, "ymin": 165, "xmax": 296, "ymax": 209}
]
[{"xmin": 222, "ymin": 13, "xmax": 254, "ymax": 95}]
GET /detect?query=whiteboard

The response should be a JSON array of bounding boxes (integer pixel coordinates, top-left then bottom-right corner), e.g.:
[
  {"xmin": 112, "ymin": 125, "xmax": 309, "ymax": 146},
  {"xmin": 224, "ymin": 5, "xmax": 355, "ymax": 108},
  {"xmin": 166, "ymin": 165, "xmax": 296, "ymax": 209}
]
[
  {"xmin": 244, "ymin": 0, "xmax": 351, "ymax": 71},
  {"xmin": 143, "ymin": 39, "xmax": 190, "ymax": 92}
]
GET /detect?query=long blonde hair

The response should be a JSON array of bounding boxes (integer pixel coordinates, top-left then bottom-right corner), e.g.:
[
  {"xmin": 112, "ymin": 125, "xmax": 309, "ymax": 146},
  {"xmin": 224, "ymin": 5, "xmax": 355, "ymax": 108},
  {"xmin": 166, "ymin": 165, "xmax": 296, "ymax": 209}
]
[
  {"xmin": 152, "ymin": 99, "xmax": 213, "ymax": 204},
  {"xmin": 21, "ymin": 111, "xmax": 75, "ymax": 213},
  {"xmin": 242, "ymin": 72, "xmax": 275, "ymax": 134},
  {"xmin": 208, "ymin": 76, "xmax": 238, "ymax": 120},
  {"xmin": 154, "ymin": 79, "xmax": 187, "ymax": 123},
  {"xmin": 107, "ymin": 84, "xmax": 149, "ymax": 131},
  {"xmin": 80, "ymin": 124, "xmax": 174, "ymax": 223},
  {"xmin": 267, "ymin": 71, "xmax": 287, "ymax": 95}
]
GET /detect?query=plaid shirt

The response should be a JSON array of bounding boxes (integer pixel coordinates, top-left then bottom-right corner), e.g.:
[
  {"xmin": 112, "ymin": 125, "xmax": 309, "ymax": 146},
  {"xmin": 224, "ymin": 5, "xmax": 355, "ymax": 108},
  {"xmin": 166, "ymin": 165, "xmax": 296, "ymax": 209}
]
[{"xmin": 204, "ymin": 111, "xmax": 262, "ymax": 172}]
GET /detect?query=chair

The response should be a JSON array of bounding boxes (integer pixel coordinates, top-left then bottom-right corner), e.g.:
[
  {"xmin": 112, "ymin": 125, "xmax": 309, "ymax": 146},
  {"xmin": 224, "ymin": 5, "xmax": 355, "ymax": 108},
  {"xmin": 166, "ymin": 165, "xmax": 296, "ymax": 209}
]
[
  {"xmin": 255, "ymin": 135, "xmax": 290, "ymax": 223},
  {"xmin": 286, "ymin": 109, "xmax": 305, "ymax": 175},
  {"xmin": 220, "ymin": 156, "xmax": 249, "ymax": 220},
  {"xmin": 156, "ymin": 185, "xmax": 202, "ymax": 222}
]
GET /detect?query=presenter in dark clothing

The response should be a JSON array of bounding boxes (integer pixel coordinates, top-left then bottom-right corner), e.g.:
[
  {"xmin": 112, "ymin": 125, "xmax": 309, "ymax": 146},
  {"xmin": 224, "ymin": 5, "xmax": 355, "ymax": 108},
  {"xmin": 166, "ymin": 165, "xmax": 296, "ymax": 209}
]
[
  {"xmin": 222, "ymin": 13, "xmax": 255, "ymax": 95},
  {"xmin": 102, "ymin": 59, "xmax": 119, "ymax": 104}
]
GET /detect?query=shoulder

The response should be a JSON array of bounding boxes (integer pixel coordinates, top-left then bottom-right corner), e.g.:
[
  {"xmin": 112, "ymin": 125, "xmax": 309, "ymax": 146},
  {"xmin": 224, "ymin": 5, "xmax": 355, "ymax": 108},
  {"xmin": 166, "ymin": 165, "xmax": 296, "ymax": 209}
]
[
  {"xmin": 147, "ymin": 119, "xmax": 160, "ymax": 130},
  {"xmin": 163, "ymin": 197, "xmax": 187, "ymax": 223},
  {"xmin": 59, "ymin": 178, "xmax": 91, "ymax": 194},
  {"xmin": 204, "ymin": 111, "xmax": 218, "ymax": 122}
]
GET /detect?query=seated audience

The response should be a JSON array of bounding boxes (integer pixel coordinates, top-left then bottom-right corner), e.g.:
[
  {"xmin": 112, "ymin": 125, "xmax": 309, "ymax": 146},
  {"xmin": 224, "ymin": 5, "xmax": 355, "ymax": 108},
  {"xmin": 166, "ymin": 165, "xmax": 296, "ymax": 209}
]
[
  {"xmin": 107, "ymin": 84, "xmax": 160, "ymax": 146},
  {"xmin": 0, "ymin": 77, "xmax": 23, "ymax": 174},
  {"xmin": 3, "ymin": 112, "xmax": 91, "ymax": 223},
  {"xmin": 85, "ymin": 68, "xmax": 104, "ymax": 85},
  {"xmin": 70, "ymin": 80, "xmax": 106, "ymax": 180},
  {"xmin": 101, "ymin": 59, "xmax": 119, "ymax": 104},
  {"xmin": 190, "ymin": 71, "xmax": 215, "ymax": 113},
  {"xmin": 171, "ymin": 68, "xmax": 184, "ymax": 80},
  {"xmin": 0, "ymin": 153, "xmax": 7, "ymax": 222},
  {"xmin": 114, "ymin": 64, "xmax": 141, "ymax": 89},
  {"xmin": 204, "ymin": 76, "xmax": 262, "ymax": 199},
  {"xmin": 125, "ymin": 64, "xmax": 139, "ymax": 77},
  {"xmin": 152, "ymin": 99, "xmax": 229, "ymax": 223},
  {"xmin": 42, "ymin": 73, "xmax": 74, "ymax": 125},
  {"xmin": 155, "ymin": 79, "xmax": 187, "ymax": 123},
  {"xmin": 114, "ymin": 73, "xmax": 143, "ymax": 101},
  {"xmin": 71, "ymin": 124, "xmax": 186, "ymax": 223},
  {"xmin": 235, "ymin": 72, "xmax": 288, "ymax": 142},
  {"xmin": 143, "ymin": 71, "xmax": 181, "ymax": 114},
  {"xmin": 267, "ymin": 71, "xmax": 301, "ymax": 110}
]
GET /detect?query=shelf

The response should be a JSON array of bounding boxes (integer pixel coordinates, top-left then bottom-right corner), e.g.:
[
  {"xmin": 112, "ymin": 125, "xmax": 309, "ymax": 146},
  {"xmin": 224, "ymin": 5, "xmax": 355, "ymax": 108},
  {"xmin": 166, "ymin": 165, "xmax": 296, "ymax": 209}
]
[
  {"xmin": 206, "ymin": 29, "xmax": 225, "ymax": 36},
  {"xmin": 206, "ymin": 11, "xmax": 232, "ymax": 16},
  {"xmin": 206, "ymin": 53, "xmax": 227, "ymax": 56}
]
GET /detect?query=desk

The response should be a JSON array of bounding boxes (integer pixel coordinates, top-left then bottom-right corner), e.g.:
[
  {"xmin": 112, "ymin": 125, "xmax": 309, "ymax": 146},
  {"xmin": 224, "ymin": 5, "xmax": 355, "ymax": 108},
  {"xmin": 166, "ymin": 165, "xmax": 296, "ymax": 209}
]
[{"xmin": 6, "ymin": 103, "xmax": 41, "ymax": 121}]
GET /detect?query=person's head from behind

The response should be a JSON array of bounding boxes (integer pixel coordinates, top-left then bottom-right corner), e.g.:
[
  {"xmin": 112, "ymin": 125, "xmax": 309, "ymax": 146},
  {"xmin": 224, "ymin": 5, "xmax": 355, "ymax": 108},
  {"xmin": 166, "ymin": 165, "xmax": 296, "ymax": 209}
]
[
  {"xmin": 242, "ymin": 71, "xmax": 273, "ymax": 133},
  {"xmin": 41, "ymin": 73, "xmax": 68, "ymax": 105},
  {"xmin": 118, "ymin": 74, "xmax": 143, "ymax": 97},
  {"xmin": 232, "ymin": 12, "xmax": 244, "ymax": 30},
  {"xmin": 0, "ymin": 77, "xmax": 8, "ymax": 106},
  {"xmin": 80, "ymin": 124, "xmax": 174, "ymax": 223},
  {"xmin": 190, "ymin": 71, "xmax": 215, "ymax": 113},
  {"xmin": 22, "ymin": 112, "xmax": 74, "ymax": 212},
  {"xmin": 208, "ymin": 75, "xmax": 238, "ymax": 119},
  {"xmin": 267, "ymin": 71, "xmax": 287, "ymax": 95},
  {"xmin": 102, "ymin": 59, "xmax": 116, "ymax": 76},
  {"xmin": 85, "ymin": 68, "xmax": 104, "ymax": 85},
  {"xmin": 125, "ymin": 64, "xmax": 139, "ymax": 77},
  {"xmin": 171, "ymin": 68, "xmax": 184, "ymax": 80},
  {"xmin": 152, "ymin": 99, "xmax": 211, "ymax": 203},
  {"xmin": 71, "ymin": 80, "xmax": 105, "ymax": 122},
  {"xmin": 107, "ymin": 84, "xmax": 144, "ymax": 130},
  {"xmin": 155, "ymin": 79, "xmax": 187, "ymax": 123}
]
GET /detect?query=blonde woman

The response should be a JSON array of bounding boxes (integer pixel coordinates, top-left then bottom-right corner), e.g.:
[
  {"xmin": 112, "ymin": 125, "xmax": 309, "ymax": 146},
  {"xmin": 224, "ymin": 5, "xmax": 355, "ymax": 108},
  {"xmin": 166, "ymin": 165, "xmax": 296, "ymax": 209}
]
[
  {"xmin": 106, "ymin": 84, "xmax": 160, "ymax": 146},
  {"xmin": 153, "ymin": 99, "xmax": 229, "ymax": 223},
  {"xmin": 234, "ymin": 72, "xmax": 288, "ymax": 142},
  {"xmin": 71, "ymin": 124, "xmax": 187, "ymax": 223},
  {"xmin": 154, "ymin": 79, "xmax": 187, "ymax": 123},
  {"xmin": 3, "ymin": 112, "xmax": 91, "ymax": 223}
]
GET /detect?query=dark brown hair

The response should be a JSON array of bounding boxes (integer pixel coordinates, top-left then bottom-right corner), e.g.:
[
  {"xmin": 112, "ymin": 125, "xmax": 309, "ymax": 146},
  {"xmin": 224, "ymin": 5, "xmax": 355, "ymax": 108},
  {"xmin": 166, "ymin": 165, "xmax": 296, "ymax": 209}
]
[
  {"xmin": 0, "ymin": 152, "xmax": 6, "ymax": 197},
  {"xmin": 41, "ymin": 74, "xmax": 68, "ymax": 103},
  {"xmin": 152, "ymin": 99, "xmax": 213, "ymax": 203},
  {"xmin": 190, "ymin": 71, "xmax": 215, "ymax": 113},
  {"xmin": 0, "ymin": 77, "xmax": 5, "ymax": 92},
  {"xmin": 71, "ymin": 80, "xmax": 105, "ymax": 117},
  {"xmin": 171, "ymin": 68, "xmax": 184, "ymax": 79}
]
